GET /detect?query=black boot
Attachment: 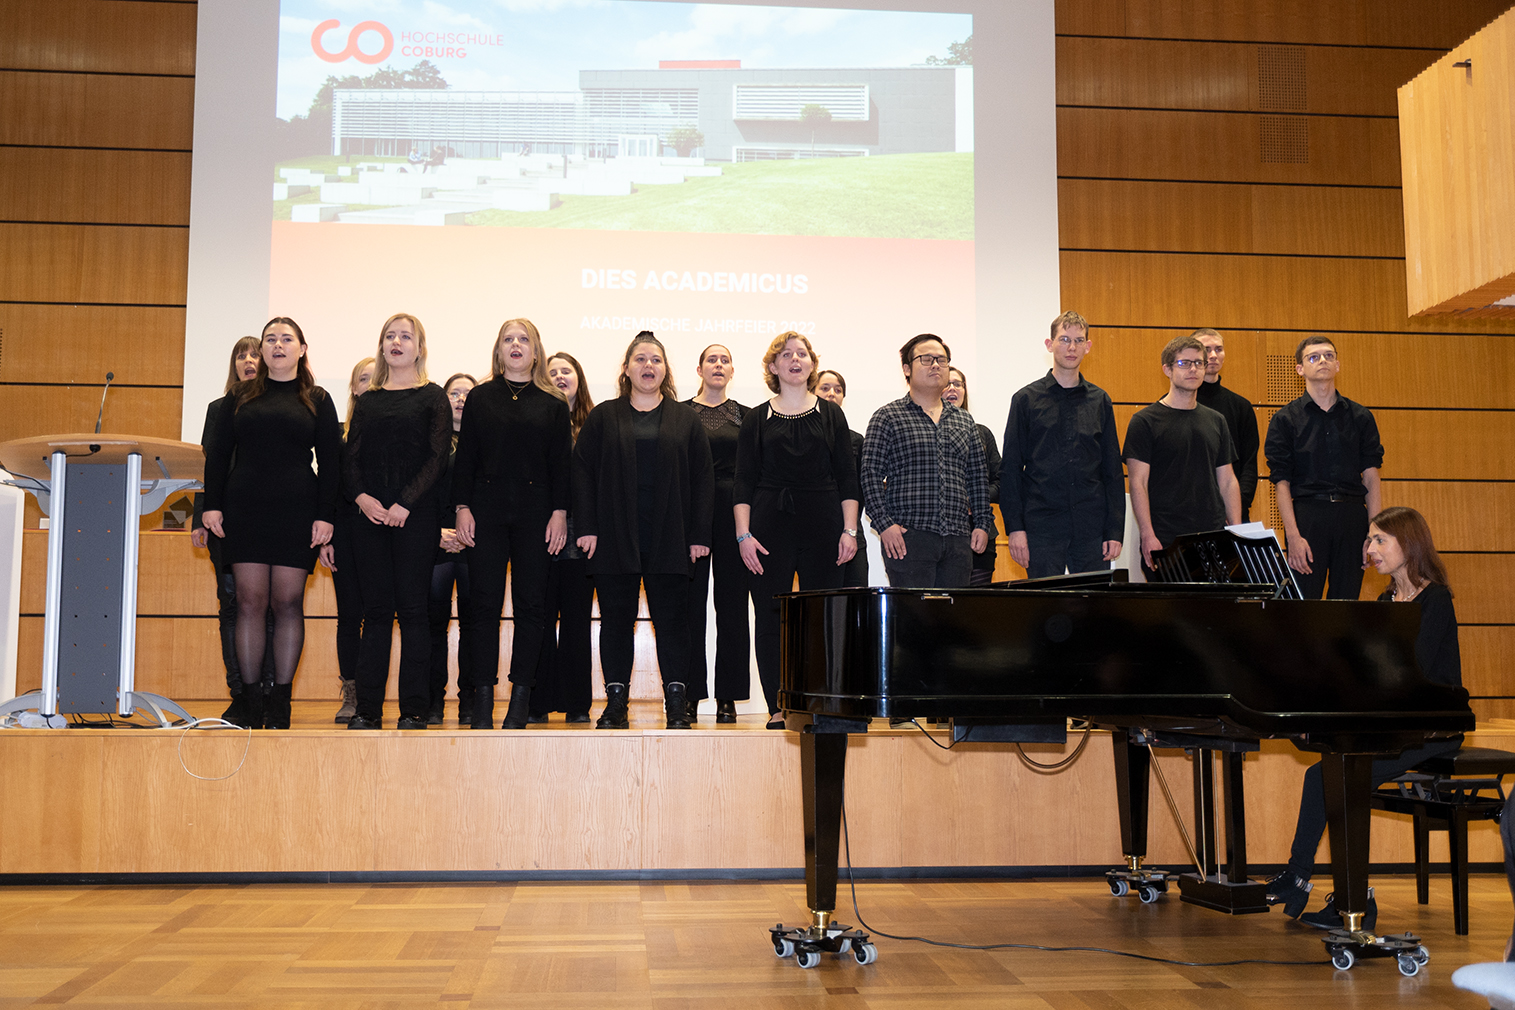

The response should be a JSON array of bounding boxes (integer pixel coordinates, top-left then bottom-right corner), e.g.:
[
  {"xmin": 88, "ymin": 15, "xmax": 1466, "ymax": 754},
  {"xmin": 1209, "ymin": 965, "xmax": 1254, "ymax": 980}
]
[
  {"xmin": 715, "ymin": 700, "xmax": 737, "ymax": 724},
  {"xmin": 241, "ymin": 684, "xmax": 266, "ymax": 730},
  {"xmin": 501, "ymin": 684, "xmax": 532, "ymax": 729},
  {"xmin": 457, "ymin": 690, "xmax": 474, "ymax": 726},
  {"xmin": 266, "ymin": 683, "xmax": 292, "ymax": 730},
  {"xmin": 221, "ymin": 683, "xmax": 245, "ymax": 725},
  {"xmin": 470, "ymin": 684, "xmax": 495, "ymax": 729},
  {"xmin": 664, "ymin": 681, "xmax": 690, "ymax": 730},
  {"xmin": 596, "ymin": 682, "xmax": 630, "ymax": 729}
]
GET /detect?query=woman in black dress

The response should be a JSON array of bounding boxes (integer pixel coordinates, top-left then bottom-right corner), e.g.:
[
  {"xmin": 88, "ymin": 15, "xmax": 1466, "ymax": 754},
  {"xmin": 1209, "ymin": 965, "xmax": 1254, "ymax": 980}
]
[
  {"xmin": 1266, "ymin": 506, "xmax": 1464, "ymax": 930},
  {"xmin": 202, "ymin": 317, "xmax": 342, "ymax": 730},
  {"xmin": 453, "ymin": 319, "xmax": 572, "ymax": 729},
  {"xmin": 735, "ymin": 333, "xmax": 860, "ymax": 729},
  {"xmin": 574, "ymin": 331, "xmax": 713, "ymax": 730},
  {"xmin": 816, "ymin": 369, "xmax": 868, "ymax": 588},
  {"xmin": 331, "ymin": 355, "xmax": 375, "ymax": 723},
  {"xmin": 529, "ymin": 352, "xmax": 596, "ymax": 724},
  {"xmin": 684, "ymin": 344, "xmax": 750, "ymax": 723},
  {"xmin": 343, "ymin": 313, "xmax": 452, "ymax": 730},
  {"xmin": 428, "ymin": 372, "xmax": 477, "ymax": 724},
  {"xmin": 943, "ymin": 367, "xmax": 1002, "ymax": 586},
  {"xmin": 192, "ymin": 336, "xmax": 271, "ymax": 724}
]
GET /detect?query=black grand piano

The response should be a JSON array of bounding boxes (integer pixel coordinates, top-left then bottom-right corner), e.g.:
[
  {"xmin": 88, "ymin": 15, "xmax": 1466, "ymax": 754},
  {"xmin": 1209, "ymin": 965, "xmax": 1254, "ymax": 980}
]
[{"xmin": 771, "ymin": 565, "xmax": 1474, "ymax": 973}]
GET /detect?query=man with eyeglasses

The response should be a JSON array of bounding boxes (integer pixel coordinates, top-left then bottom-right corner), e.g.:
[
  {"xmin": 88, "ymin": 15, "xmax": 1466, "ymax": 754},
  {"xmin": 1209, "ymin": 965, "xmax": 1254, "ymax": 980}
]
[
  {"xmin": 1123, "ymin": 334, "xmax": 1242, "ymax": 572},
  {"xmin": 1192, "ymin": 328, "xmax": 1260, "ymax": 522},
  {"xmin": 860, "ymin": 333, "xmax": 994, "ymax": 588},
  {"xmin": 999, "ymin": 310, "xmax": 1125, "ymax": 578},
  {"xmin": 1264, "ymin": 336, "xmax": 1383, "ymax": 599}
]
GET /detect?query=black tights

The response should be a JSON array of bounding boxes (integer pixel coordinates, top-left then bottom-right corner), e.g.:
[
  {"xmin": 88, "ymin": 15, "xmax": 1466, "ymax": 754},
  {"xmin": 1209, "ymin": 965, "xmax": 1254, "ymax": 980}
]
[{"xmin": 231, "ymin": 563, "xmax": 308, "ymax": 686}]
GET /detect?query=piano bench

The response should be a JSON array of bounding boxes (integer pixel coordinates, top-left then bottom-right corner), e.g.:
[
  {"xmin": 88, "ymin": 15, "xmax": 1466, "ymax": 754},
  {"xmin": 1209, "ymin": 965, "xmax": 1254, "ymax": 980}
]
[{"xmin": 1368, "ymin": 746, "xmax": 1515, "ymax": 936}]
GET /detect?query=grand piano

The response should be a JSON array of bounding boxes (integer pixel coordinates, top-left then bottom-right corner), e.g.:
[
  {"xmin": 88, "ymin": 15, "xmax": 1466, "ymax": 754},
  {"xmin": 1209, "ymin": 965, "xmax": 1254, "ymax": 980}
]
[{"xmin": 772, "ymin": 569, "xmax": 1474, "ymax": 972}]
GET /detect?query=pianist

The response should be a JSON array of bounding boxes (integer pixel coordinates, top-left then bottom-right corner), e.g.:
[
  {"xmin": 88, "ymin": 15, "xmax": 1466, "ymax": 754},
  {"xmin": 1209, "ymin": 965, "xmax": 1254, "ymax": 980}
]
[{"xmin": 1267, "ymin": 506, "xmax": 1463, "ymax": 930}]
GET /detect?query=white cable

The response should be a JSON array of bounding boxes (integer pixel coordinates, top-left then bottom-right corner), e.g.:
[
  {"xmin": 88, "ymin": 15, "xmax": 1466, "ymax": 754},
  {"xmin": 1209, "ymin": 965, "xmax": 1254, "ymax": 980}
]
[{"xmin": 176, "ymin": 717, "xmax": 252, "ymax": 781}]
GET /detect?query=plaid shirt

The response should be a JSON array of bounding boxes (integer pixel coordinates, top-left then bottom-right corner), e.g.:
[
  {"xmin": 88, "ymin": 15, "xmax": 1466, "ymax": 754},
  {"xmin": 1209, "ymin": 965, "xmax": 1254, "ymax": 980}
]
[{"xmin": 860, "ymin": 395, "xmax": 994, "ymax": 537}]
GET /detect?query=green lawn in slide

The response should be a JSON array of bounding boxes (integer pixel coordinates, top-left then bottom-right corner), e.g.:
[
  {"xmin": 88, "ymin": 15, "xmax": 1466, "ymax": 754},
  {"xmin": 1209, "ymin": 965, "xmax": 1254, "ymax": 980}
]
[{"xmin": 469, "ymin": 153, "xmax": 973, "ymax": 240}]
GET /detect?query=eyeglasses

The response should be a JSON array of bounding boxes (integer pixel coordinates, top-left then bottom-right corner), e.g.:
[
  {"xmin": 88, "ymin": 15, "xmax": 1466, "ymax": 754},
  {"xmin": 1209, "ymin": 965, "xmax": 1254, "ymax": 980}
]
[
  {"xmin": 1053, "ymin": 336, "xmax": 1090, "ymax": 347},
  {"xmin": 945, "ymin": 379, "xmax": 965, "ymax": 389},
  {"xmin": 1170, "ymin": 358, "xmax": 1205, "ymax": 370},
  {"xmin": 447, "ymin": 390, "xmax": 469, "ymax": 402},
  {"xmin": 1304, "ymin": 351, "xmax": 1338, "ymax": 365},
  {"xmin": 912, "ymin": 354, "xmax": 950, "ymax": 366}
]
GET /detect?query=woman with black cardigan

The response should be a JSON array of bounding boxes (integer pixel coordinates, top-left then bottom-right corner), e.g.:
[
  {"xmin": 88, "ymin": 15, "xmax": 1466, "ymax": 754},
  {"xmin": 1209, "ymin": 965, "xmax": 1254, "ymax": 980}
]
[
  {"xmin": 1266, "ymin": 506, "xmax": 1464, "ymax": 931},
  {"xmin": 816, "ymin": 369, "xmax": 869, "ymax": 588},
  {"xmin": 735, "ymin": 332, "xmax": 860, "ymax": 729},
  {"xmin": 201, "ymin": 317, "xmax": 342, "ymax": 730},
  {"xmin": 684, "ymin": 344, "xmax": 749, "ymax": 723},
  {"xmin": 574, "ymin": 331, "xmax": 714, "ymax": 730},
  {"xmin": 343, "ymin": 313, "xmax": 452, "ymax": 730},
  {"xmin": 453, "ymin": 319, "xmax": 572, "ymax": 729},
  {"xmin": 427, "ymin": 372, "xmax": 477, "ymax": 725},
  {"xmin": 944, "ymin": 367, "xmax": 1002, "ymax": 586}
]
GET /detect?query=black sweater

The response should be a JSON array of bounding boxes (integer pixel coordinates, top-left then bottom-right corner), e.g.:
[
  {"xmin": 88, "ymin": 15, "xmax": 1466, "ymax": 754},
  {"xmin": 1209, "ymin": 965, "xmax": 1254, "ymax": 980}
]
[
  {"xmin": 343, "ymin": 383, "xmax": 452, "ymax": 511},
  {"xmin": 452, "ymin": 380, "xmax": 572, "ymax": 514},
  {"xmin": 572, "ymin": 397, "xmax": 714, "ymax": 576},
  {"xmin": 203, "ymin": 379, "xmax": 342, "ymax": 522},
  {"xmin": 1378, "ymin": 582, "xmax": 1462, "ymax": 688}
]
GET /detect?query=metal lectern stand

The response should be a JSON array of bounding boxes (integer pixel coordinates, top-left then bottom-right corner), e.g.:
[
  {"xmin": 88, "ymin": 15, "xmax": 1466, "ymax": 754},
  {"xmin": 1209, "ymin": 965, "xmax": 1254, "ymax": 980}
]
[{"xmin": 0, "ymin": 434, "xmax": 203, "ymax": 727}]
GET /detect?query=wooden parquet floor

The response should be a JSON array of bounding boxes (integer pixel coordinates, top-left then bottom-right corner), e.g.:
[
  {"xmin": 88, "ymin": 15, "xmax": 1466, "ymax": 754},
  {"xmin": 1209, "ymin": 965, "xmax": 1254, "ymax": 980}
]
[{"xmin": 1, "ymin": 874, "xmax": 1509, "ymax": 1008}]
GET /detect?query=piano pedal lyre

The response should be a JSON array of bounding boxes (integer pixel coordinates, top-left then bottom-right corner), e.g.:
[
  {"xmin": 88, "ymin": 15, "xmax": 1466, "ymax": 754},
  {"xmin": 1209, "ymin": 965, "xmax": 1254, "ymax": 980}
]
[{"xmin": 1105, "ymin": 856, "xmax": 1170, "ymax": 904}]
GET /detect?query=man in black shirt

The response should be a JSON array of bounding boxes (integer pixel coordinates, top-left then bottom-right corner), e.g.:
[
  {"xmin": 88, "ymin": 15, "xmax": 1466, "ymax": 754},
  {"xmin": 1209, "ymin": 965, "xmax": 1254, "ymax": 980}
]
[
  {"xmin": 999, "ymin": 310, "xmax": 1125, "ymax": 578},
  {"xmin": 1264, "ymin": 336, "xmax": 1383, "ymax": 600},
  {"xmin": 1123, "ymin": 334, "xmax": 1242, "ymax": 571},
  {"xmin": 1192, "ymin": 328, "xmax": 1260, "ymax": 522}
]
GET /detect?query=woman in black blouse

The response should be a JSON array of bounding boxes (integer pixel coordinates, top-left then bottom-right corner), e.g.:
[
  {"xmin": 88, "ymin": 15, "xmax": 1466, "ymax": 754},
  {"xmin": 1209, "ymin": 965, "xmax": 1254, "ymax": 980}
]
[
  {"xmin": 816, "ymin": 369, "xmax": 868, "ymax": 588},
  {"xmin": 343, "ymin": 313, "xmax": 453, "ymax": 730},
  {"xmin": 574, "ymin": 332, "xmax": 714, "ymax": 730},
  {"xmin": 944, "ymin": 367, "xmax": 1002, "ymax": 586},
  {"xmin": 202, "ymin": 317, "xmax": 342, "ymax": 730},
  {"xmin": 684, "ymin": 344, "xmax": 749, "ymax": 723},
  {"xmin": 1267, "ymin": 506, "xmax": 1464, "ymax": 930},
  {"xmin": 735, "ymin": 333, "xmax": 860, "ymax": 729},
  {"xmin": 529, "ymin": 352, "xmax": 596, "ymax": 724},
  {"xmin": 427, "ymin": 373, "xmax": 476, "ymax": 725},
  {"xmin": 331, "ymin": 355, "xmax": 375, "ymax": 724},
  {"xmin": 453, "ymin": 319, "xmax": 572, "ymax": 729}
]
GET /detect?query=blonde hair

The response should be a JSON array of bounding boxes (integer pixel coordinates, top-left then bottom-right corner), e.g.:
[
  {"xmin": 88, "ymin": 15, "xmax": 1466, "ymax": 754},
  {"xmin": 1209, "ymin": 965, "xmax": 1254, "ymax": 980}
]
[
  {"xmin": 761, "ymin": 330, "xmax": 819, "ymax": 393},
  {"xmin": 1050, "ymin": 310, "xmax": 1089, "ymax": 340},
  {"xmin": 371, "ymin": 313, "xmax": 429, "ymax": 389},
  {"xmin": 491, "ymin": 318, "xmax": 561, "ymax": 398},
  {"xmin": 345, "ymin": 356, "xmax": 376, "ymax": 425},
  {"xmin": 223, "ymin": 336, "xmax": 260, "ymax": 394}
]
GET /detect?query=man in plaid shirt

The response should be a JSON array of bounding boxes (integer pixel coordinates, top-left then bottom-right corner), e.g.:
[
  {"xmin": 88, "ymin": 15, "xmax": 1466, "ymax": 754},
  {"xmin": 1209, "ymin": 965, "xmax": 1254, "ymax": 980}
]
[{"xmin": 860, "ymin": 334, "xmax": 995, "ymax": 588}]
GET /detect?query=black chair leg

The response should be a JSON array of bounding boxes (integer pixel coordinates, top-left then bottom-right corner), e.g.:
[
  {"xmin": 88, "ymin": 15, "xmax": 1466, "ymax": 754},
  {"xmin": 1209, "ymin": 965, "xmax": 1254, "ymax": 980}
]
[
  {"xmin": 1413, "ymin": 805, "xmax": 1431, "ymax": 905},
  {"xmin": 1451, "ymin": 806, "xmax": 1471, "ymax": 936}
]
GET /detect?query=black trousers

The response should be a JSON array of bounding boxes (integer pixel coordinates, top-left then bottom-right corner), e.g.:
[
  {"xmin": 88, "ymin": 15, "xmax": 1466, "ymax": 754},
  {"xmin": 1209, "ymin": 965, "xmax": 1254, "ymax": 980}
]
[
  {"xmin": 750, "ymin": 488, "xmax": 844, "ymax": 715},
  {"xmin": 1287, "ymin": 738, "xmax": 1463, "ymax": 879},
  {"xmin": 686, "ymin": 481, "xmax": 751, "ymax": 702},
  {"xmin": 428, "ymin": 559, "xmax": 472, "ymax": 706},
  {"xmin": 466, "ymin": 499, "xmax": 552, "ymax": 688},
  {"xmin": 841, "ymin": 543, "xmax": 869, "ymax": 588},
  {"xmin": 595, "ymin": 573, "xmax": 687, "ymax": 691},
  {"xmin": 330, "ymin": 513, "xmax": 366, "ymax": 683},
  {"xmin": 1026, "ymin": 537, "xmax": 1108, "ymax": 580},
  {"xmin": 1291, "ymin": 498, "xmax": 1370, "ymax": 600},
  {"xmin": 882, "ymin": 529, "xmax": 972, "ymax": 589},
  {"xmin": 533, "ymin": 554, "xmax": 594, "ymax": 715},
  {"xmin": 351, "ymin": 510, "xmax": 438, "ymax": 721}
]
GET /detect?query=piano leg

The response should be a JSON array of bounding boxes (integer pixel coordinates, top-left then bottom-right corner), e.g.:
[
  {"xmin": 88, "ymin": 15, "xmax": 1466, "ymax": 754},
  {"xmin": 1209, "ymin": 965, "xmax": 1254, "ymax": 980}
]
[
  {"xmin": 1106, "ymin": 731, "xmax": 1169, "ymax": 901},
  {"xmin": 1319, "ymin": 752, "xmax": 1374, "ymax": 932},
  {"xmin": 801, "ymin": 728, "xmax": 848, "ymax": 924}
]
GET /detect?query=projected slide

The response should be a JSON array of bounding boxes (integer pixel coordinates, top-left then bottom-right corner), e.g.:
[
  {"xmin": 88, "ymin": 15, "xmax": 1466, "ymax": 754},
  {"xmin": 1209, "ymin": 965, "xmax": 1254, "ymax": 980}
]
[{"xmin": 255, "ymin": 0, "xmax": 975, "ymax": 403}]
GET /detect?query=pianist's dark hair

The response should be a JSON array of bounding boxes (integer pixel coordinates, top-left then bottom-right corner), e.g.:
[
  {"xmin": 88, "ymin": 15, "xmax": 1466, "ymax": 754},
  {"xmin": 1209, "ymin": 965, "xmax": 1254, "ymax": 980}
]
[{"xmin": 1370, "ymin": 506, "xmax": 1450, "ymax": 594}]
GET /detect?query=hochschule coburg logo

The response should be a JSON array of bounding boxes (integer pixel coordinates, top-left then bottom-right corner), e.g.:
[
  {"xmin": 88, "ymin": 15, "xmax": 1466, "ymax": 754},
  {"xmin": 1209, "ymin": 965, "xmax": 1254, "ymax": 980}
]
[{"xmin": 311, "ymin": 20, "xmax": 394, "ymax": 64}]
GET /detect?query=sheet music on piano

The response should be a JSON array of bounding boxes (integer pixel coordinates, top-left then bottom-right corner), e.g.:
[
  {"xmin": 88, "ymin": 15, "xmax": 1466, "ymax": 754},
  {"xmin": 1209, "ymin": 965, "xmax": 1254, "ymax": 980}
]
[{"xmin": 1149, "ymin": 526, "xmax": 1303, "ymax": 599}]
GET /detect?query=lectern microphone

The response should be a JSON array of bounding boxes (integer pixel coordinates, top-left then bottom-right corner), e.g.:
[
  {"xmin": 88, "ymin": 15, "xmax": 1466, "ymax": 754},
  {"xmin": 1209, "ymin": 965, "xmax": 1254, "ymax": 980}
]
[{"xmin": 90, "ymin": 371, "xmax": 114, "ymax": 453}]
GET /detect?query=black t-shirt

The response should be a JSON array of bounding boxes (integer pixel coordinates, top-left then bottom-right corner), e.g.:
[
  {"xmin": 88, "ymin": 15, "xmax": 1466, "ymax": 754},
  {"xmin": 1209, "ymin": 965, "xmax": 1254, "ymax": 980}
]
[
  {"xmin": 1122, "ymin": 401, "xmax": 1235, "ymax": 548},
  {"xmin": 634, "ymin": 401, "xmax": 664, "ymax": 560}
]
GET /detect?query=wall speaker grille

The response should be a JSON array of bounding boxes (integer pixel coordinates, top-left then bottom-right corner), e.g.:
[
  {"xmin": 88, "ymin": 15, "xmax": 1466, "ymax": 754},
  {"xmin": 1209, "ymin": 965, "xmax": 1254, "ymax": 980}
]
[
  {"xmin": 1259, "ymin": 115, "xmax": 1309, "ymax": 164},
  {"xmin": 1258, "ymin": 44, "xmax": 1307, "ymax": 112},
  {"xmin": 1265, "ymin": 354, "xmax": 1304, "ymax": 404}
]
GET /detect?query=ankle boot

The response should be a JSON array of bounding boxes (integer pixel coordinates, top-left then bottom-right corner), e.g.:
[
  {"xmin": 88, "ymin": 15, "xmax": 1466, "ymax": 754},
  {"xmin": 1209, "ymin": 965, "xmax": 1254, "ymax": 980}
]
[
  {"xmin": 241, "ymin": 685, "xmax": 266, "ymax": 730},
  {"xmin": 334, "ymin": 679, "xmax": 357, "ymax": 724},
  {"xmin": 501, "ymin": 684, "xmax": 532, "ymax": 729},
  {"xmin": 596, "ymin": 682, "xmax": 630, "ymax": 729},
  {"xmin": 470, "ymin": 684, "xmax": 495, "ymax": 729},
  {"xmin": 664, "ymin": 681, "xmax": 690, "ymax": 730},
  {"xmin": 267, "ymin": 683, "xmax": 293, "ymax": 729}
]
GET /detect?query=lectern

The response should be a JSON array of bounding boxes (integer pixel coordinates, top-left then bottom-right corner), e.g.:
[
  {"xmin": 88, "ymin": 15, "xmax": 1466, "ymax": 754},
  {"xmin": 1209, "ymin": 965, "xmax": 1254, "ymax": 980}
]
[{"xmin": 0, "ymin": 434, "xmax": 202, "ymax": 726}]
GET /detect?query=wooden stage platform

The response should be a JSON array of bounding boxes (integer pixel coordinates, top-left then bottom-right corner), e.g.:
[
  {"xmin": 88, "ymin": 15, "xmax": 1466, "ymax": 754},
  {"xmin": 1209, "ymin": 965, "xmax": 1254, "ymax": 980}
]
[{"xmin": 2, "ymin": 701, "xmax": 1512, "ymax": 883}]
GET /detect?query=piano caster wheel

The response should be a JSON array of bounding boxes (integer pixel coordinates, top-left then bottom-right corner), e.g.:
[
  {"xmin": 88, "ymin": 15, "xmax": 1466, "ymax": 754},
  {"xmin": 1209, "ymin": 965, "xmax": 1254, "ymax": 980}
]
[
  {"xmin": 769, "ymin": 922, "xmax": 873, "ymax": 969},
  {"xmin": 1413, "ymin": 945, "xmax": 1430, "ymax": 965},
  {"xmin": 1332, "ymin": 949, "xmax": 1354, "ymax": 971},
  {"xmin": 1397, "ymin": 954, "xmax": 1420, "ymax": 977},
  {"xmin": 796, "ymin": 950, "xmax": 821, "ymax": 969},
  {"xmin": 1137, "ymin": 885, "xmax": 1160, "ymax": 904},
  {"xmin": 1324, "ymin": 928, "xmax": 1425, "ymax": 974},
  {"xmin": 853, "ymin": 942, "xmax": 878, "ymax": 965},
  {"xmin": 1109, "ymin": 879, "xmax": 1129, "ymax": 897},
  {"xmin": 773, "ymin": 938, "xmax": 795, "ymax": 958}
]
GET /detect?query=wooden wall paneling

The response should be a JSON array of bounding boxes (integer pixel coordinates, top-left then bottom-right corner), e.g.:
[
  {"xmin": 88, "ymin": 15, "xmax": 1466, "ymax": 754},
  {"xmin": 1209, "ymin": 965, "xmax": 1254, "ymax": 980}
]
[
  {"xmin": 1373, "ymin": 410, "xmax": 1515, "ymax": 480},
  {"xmin": 0, "ymin": 386, "xmax": 182, "ymax": 443},
  {"xmin": 1454, "ymin": 626, "xmax": 1515, "ymax": 699},
  {"xmin": 1377, "ymin": 481, "xmax": 1515, "ymax": 552},
  {"xmin": 1058, "ymin": 179, "xmax": 1406, "ymax": 258},
  {"xmin": 1056, "ymin": 38, "xmax": 1435, "ymax": 117},
  {"xmin": 0, "ymin": 0, "xmax": 197, "ymax": 76},
  {"xmin": 0, "ymin": 148, "xmax": 192, "ymax": 225},
  {"xmin": 1057, "ymin": 108, "xmax": 1399, "ymax": 187},
  {"xmin": 1054, "ymin": 0, "xmax": 1127, "ymax": 37},
  {"xmin": 0, "ymin": 223, "xmax": 189, "ymax": 304},
  {"xmin": 0, "ymin": 70, "xmax": 194, "ymax": 149},
  {"xmin": 0, "ymin": 305, "xmax": 187, "ymax": 384},
  {"xmin": 1358, "ymin": 553, "xmax": 1515, "ymax": 625},
  {"xmin": 1103, "ymin": 0, "xmax": 1514, "ymax": 50}
]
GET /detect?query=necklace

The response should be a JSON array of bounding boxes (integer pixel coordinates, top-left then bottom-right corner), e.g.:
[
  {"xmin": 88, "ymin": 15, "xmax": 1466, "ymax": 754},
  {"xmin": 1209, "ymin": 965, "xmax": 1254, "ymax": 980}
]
[
  {"xmin": 503, "ymin": 378, "xmax": 529, "ymax": 400},
  {"xmin": 1394, "ymin": 582, "xmax": 1422, "ymax": 602}
]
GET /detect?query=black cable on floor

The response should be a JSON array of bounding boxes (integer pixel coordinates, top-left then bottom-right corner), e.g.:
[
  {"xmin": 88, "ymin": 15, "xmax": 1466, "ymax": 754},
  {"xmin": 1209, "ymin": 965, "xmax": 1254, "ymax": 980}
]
[{"xmin": 838, "ymin": 797, "xmax": 1332, "ymax": 967}]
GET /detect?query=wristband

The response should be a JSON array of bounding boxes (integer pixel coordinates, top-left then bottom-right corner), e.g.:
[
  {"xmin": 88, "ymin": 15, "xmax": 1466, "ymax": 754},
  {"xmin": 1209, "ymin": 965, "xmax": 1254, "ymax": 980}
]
[
  {"xmin": 844, "ymin": 528, "xmax": 858, "ymax": 537},
  {"xmin": 736, "ymin": 533, "xmax": 753, "ymax": 544}
]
